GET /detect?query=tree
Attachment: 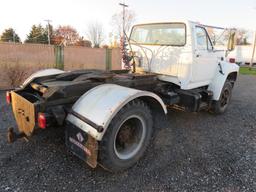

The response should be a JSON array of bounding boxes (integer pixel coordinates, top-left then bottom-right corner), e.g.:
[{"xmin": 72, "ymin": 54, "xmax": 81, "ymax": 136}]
[
  {"xmin": 0, "ymin": 28, "xmax": 20, "ymax": 43},
  {"xmin": 52, "ymin": 25, "xmax": 80, "ymax": 46},
  {"xmin": 25, "ymin": 24, "xmax": 48, "ymax": 44},
  {"xmin": 74, "ymin": 37, "xmax": 92, "ymax": 47},
  {"xmin": 111, "ymin": 9, "xmax": 136, "ymax": 39},
  {"xmin": 236, "ymin": 29, "xmax": 250, "ymax": 45},
  {"xmin": 86, "ymin": 22, "xmax": 105, "ymax": 48}
]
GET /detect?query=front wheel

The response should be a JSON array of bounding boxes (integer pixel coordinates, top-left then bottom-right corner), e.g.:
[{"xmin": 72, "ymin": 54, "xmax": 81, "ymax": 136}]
[
  {"xmin": 211, "ymin": 81, "xmax": 233, "ymax": 114},
  {"xmin": 98, "ymin": 99, "xmax": 153, "ymax": 172}
]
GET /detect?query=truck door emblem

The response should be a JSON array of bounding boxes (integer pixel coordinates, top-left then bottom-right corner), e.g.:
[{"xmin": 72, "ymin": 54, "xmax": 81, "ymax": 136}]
[{"xmin": 76, "ymin": 132, "xmax": 84, "ymax": 142}]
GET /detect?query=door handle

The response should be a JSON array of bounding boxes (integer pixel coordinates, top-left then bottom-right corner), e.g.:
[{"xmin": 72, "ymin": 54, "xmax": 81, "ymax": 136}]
[{"xmin": 196, "ymin": 54, "xmax": 201, "ymax": 58}]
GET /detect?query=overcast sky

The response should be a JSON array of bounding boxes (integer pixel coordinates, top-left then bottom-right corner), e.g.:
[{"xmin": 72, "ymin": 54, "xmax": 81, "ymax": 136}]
[{"xmin": 0, "ymin": 0, "xmax": 255, "ymax": 41}]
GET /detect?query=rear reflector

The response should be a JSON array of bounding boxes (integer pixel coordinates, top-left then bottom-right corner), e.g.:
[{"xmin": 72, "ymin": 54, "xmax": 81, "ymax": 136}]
[
  {"xmin": 229, "ymin": 58, "xmax": 236, "ymax": 63},
  {"xmin": 38, "ymin": 113, "xmax": 46, "ymax": 129},
  {"xmin": 6, "ymin": 91, "xmax": 11, "ymax": 104}
]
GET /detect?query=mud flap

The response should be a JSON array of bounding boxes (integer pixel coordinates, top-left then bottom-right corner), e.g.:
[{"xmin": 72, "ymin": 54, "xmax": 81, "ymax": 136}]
[
  {"xmin": 65, "ymin": 122, "xmax": 98, "ymax": 168},
  {"xmin": 11, "ymin": 92, "xmax": 36, "ymax": 136}
]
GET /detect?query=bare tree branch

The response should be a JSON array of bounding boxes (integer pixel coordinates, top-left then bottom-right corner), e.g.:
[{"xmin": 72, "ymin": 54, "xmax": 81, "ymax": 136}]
[
  {"xmin": 86, "ymin": 22, "xmax": 105, "ymax": 48},
  {"xmin": 111, "ymin": 9, "xmax": 136, "ymax": 39}
]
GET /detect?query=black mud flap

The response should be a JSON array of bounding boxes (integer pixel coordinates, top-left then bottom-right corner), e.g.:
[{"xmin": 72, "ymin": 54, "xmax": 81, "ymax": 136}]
[{"xmin": 65, "ymin": 122, "xmax": 98, "ymax": 168}]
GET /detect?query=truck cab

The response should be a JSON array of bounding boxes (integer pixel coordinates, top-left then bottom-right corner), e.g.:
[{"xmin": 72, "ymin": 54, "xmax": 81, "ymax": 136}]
[{"xmin": 129, "ymin": 20, "xmax": 236, "ymax": 91}]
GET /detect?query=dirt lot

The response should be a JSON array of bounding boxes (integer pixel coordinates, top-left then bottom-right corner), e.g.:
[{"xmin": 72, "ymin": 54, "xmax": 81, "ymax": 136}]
[{"xmin": 0, "ymin": 75, "xmax": 255, "ymax": 192}]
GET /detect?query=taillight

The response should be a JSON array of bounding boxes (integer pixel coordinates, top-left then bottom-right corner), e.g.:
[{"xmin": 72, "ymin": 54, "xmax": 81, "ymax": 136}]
[
  {"xmin": 38, "ymin": 113, "xmax": 46, "ymax": 129},
  {"xmin": 6, "ymin": 91, "xmax": 11, "ymax": 104},
  {"xmin": 229, "ymin": 58, "xmax": 236, "ymax": 63}
]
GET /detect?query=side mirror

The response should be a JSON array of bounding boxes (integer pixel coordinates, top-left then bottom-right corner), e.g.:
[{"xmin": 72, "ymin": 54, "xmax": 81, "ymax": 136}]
[{"xmin": 227, "ymin": 31, "xmax": 236, "ymax": 51}]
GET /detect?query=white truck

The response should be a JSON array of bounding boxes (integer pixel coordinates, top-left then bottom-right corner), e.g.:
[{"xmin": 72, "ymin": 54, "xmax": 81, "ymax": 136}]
[
  {"xmin": 228, "ymin": 31, "xmax": 256, "ymax": 65},
  {"xmin": 6, "ymin": 20, "xmax": 239, "ymax": 172}
]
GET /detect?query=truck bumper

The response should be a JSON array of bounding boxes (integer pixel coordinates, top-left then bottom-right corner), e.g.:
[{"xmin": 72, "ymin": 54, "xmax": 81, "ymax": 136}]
[{"xmin": 65, "ymin": 121, "xmax": 98, "ymax": 168}]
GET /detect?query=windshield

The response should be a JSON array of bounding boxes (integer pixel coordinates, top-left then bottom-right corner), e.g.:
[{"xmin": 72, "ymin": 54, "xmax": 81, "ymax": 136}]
[{"xmin": 130, "ymin": 23, "xmax": 186, "ymax": 46}]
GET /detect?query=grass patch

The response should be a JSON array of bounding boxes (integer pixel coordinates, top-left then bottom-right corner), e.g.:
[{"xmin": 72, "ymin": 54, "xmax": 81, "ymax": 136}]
[{"xmin": 239, "ymin": 66, "xmax": 256, "ymax": 76}]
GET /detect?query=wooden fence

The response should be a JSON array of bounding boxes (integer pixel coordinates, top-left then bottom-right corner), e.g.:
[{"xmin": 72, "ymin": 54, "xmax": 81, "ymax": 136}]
[
  {"xmin": 0, "ymin": 42, "xmax": 121, "ymax": 89},
  {"xmin": 64, "ymin": 47, "xmax": 106, "ymax": 70}
]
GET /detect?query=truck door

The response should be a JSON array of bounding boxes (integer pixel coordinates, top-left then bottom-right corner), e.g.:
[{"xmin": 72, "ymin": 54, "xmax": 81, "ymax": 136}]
[{"xmin": 192, "ymin": 26, "xmax": 219, "ymax": 84}]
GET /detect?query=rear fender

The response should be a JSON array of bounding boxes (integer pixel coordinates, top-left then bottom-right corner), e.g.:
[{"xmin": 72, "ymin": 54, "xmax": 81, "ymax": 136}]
[
  {"xmin": 66, "ymin": 84, "xmax": 167, "ymax": 141},
  {"xmin": 22, "ymin": 68, "xmax": 65, "ymax": 87}
]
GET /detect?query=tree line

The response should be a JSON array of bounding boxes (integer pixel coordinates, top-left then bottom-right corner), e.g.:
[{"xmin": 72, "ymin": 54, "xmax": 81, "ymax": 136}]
[
  {"xmin": 0, "ymin": 24, "xmax": 102, "ymax": 48},
  {"xmin": 0, "ymin": 9, "xmax": 136, "ymax": 48}
]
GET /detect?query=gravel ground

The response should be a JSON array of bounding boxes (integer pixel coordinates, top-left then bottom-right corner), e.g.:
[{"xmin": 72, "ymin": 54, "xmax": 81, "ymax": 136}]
[{"xmin": 0, "ymin": 75, "xmax": 255, "ymax": 192}]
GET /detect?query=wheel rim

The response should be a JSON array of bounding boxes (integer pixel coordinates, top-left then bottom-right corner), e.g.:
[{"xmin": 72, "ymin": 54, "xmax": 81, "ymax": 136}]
[
  {"xmin": 220, "ymin": 88, "xmax": 230, "ymax": 107},
  {"xmin": 114, "ymin": 115, "xmax": 146, "ymax": 160}
]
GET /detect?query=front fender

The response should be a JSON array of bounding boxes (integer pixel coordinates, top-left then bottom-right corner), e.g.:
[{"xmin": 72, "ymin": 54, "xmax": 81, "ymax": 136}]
[
  {"xmin": 67, "ymin": 84, "xmax": 167, "ymax": 140},
  {"xmin": 208, "ymin": 62, "xmax": 239, "ymax": 100}
]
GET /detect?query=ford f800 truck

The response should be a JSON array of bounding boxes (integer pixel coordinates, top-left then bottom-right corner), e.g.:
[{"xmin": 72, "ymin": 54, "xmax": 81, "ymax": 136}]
[{"xmin": 6, "ymin": 20, "xmax": 239, "ymax": 172}]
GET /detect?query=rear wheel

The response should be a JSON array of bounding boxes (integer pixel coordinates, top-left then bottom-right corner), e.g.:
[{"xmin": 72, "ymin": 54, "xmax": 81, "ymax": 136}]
[
  {"xmin": 211, "ymin": 81, "xmax": 233, "ymax": 114},
  {"xmin": 98, "ymin": 99, "xmax": 153, "ymax": 172}
]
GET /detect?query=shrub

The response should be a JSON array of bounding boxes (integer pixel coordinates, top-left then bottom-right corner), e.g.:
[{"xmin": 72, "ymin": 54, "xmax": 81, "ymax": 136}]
[{"xmin": 4, "ymin": 63, "xmax": 29, "ymax": 88}]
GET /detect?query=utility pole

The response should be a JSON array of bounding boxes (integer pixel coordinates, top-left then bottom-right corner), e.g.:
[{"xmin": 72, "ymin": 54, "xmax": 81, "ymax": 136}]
[
  {"xmin": 250, "ymin": 7, "xmax": 256, "ymax": 70},
  {"xmin": 12, "ymin": 30, "xmax": 15, "ymax": 43},
  {"xmin": 44, "ymin": 19, "xmax": 52, "ymax": 45},
  {"xmin": 249, "ymin": 31, "xmax": 256, "ymax": 70},
  {"xmin": 119, "ymin": 1, "xmax": 128, "ymax": 37}
]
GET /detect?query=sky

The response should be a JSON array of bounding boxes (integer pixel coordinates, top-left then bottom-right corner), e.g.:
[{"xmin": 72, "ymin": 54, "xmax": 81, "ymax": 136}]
[{"xmin": 0, "ymin": 0, "xmax": 255, "ymax": 42}]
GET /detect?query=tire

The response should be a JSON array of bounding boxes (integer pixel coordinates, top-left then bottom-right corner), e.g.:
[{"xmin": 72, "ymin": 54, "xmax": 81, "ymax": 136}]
[
  {"xmin": 211, "ymin": 81, "xmax": 233, "ymax": 114},
  {"xmin": 98, "ymin": 99, "xmax": 153, "ymax": 172}
]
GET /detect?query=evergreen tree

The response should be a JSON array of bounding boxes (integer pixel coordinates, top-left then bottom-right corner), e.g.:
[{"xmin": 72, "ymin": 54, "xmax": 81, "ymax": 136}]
[
  {"xmin": 25, "ymin": 24, "xmax": 48, "ymax": 44},
  {"xmin": 0, "ymin": 28, "xmax": 20, "ymax": 42}
]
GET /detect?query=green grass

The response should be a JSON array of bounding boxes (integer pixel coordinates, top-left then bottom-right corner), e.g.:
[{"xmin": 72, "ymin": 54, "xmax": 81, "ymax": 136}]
[{"xmin": 239, "ymin": 66, "xmax": 256, "ymax": 76}]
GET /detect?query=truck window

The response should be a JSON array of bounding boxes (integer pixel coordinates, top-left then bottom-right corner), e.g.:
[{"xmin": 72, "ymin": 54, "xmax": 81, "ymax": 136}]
[
  {"xmin": 130, "ymin": 23, "xmax": 186, "ymax": 46},
  {"xmin": 196, "ymin": 27, "xmax": 213, "ymax": 50},
  {"xmin": 196, "ymin": 27, "xmax": 207, "ymax": 50}
]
